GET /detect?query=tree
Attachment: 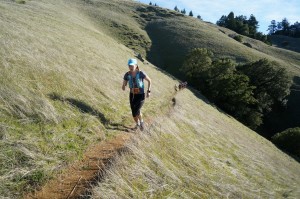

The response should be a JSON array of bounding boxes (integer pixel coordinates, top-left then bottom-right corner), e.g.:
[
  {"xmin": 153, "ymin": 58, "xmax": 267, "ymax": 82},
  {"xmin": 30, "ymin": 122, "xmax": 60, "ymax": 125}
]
[
  {"xmin": 277, "ymin": 21, "xmax": 283, "ymax": 31},
  {"xmin": 181, "ymin": 48, "xmax": 213, "ymax": 86},
  {"xmin": 272, "ymin": 127, "xmax": 300, "ymax": 157},
  {"xmin": 237, "ymin": 59, "xmax": 291, "ymax": 114},
  {"xmin": 281, "ymin": 18, "xmax": 290, "ymax": 33},
  {"xmin": 149, "ymin": 2, "xmax": 152, "ymax": 5},
  {"xmin": 216, "ymin": 13, "xmax": 269, "ymax": 44},
  {"xmin": 235, "ymin": 15, "xmax": 247, "ymax": 23},
  {"xmin": 267, "ymin": 20, "xmax": 277, "ymax": 35},
  {"xmin": 290, "ymin": 21, "xmax": 300, "ymax": 37},
  {"xmin": 273, "ymin": 18, "xmax": 300, "ymax": 38},
  {"xmin": 181, "ymin": 48, "xmax": 260, "ymax": 129},
  {"xmin": 239, "ymin": 23, "xmax": 249, "ymax": 35},
  {"xmin": 216, "ymin": 15, "xmax": 227, "ymax": 27},
  {"xmin": 197, "ymin": 15, "xmax": 202, "ymax": 20},
  {"xmin": 189, "ymin": 10, "xmax": 193, "ymax": 17},
  {"xmin": 247, "ymin": 14, "xmax": 259, "ymax": 36},
  {"xmin": 226, "ymin": 12, "xmax": 237, "ymax": 30},
  {"xmin": 174, "ymin": 5, "xmax": 179, "ymax": 12},
  {"xmin": 181, "ymin": 8, "xmax": 186, "ymax": 15}
]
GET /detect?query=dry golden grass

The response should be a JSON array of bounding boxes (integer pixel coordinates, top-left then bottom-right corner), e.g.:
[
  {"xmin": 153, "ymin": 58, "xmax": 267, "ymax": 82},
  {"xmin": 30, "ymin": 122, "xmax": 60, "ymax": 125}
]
[
  {"xmin": 0, "ymin": 0, "xmax": 299, "ymax": 198},
  {"xmin": 93, "ymin": 90, "xmax": 300, "ymax": 198},
  {"xmin": 0, "ymin": 0, "xmax": 175, "ymax": 197}
]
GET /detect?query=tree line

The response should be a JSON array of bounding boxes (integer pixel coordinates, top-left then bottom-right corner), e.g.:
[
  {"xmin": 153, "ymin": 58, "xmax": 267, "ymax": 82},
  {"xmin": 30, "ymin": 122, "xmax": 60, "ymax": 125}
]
[
  {"xmin": 181, "ymin": 48, "xmax": 291, "ymax": 130},
  {"xmin": 216, "ymin": 12, "xmax": 271, "ymax": 44},
  {"xmin": 268, "ymin": 18, "xmax": 300, "ymax": 38},
  {"xmin": 173, "ymin": 5, "xmax": 202, "ymax": 20},
  {"xmin": 148, "ymin": 2, "xmax": 202, "ymax": 20}
]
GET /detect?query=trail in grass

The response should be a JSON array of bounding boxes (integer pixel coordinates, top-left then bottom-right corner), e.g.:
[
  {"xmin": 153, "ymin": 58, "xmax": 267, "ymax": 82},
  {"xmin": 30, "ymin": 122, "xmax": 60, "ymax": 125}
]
[
  {"xmin": 24, "ymin": 133, "xmax": 131, "ymax": 199},
  {"xmin": 24, "ymin": 90, "xmax": 178, "ymax": 199}
]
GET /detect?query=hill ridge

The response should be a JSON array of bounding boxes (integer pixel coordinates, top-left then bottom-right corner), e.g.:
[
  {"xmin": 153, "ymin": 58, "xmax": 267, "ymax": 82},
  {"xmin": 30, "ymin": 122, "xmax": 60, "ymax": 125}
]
[{"xmin": 0, "ymin": 0, "xmax": 299, "ymax": 198}]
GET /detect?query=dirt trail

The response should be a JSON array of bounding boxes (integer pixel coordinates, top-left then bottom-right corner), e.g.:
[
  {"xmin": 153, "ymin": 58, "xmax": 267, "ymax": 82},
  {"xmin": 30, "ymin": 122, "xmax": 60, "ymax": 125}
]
[
  {"xmin": 24, "ymin": 133, "xmax": 132, "ymax": 199},
  {"xmin": 24, "ymin": 90, "xmax": 178, "ymax": 199}
]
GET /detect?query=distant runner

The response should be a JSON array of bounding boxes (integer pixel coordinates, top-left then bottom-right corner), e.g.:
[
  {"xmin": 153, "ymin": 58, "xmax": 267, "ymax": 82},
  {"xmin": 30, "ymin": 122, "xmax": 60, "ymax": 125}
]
[{"xmin": 122, "ymin": 58, "xmax": 151, "ymax": 131}]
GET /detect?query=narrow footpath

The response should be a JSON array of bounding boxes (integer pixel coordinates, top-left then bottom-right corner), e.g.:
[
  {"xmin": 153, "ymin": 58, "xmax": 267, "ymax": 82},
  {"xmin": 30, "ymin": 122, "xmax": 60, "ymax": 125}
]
[
  {"xmin": 24, "ymin": 133, "xmax": 131, "ymax": 199},
  {"xmin": 25, "ymin": 90, "xmax": 179, "ymax": 199}
]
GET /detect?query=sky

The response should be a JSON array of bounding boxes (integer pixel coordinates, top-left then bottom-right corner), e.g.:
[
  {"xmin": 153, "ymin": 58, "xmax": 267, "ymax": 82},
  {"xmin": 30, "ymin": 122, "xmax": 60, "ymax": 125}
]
[{"xmin": 136, "ymin": 0, "xmax": 300, "ymax": 34}]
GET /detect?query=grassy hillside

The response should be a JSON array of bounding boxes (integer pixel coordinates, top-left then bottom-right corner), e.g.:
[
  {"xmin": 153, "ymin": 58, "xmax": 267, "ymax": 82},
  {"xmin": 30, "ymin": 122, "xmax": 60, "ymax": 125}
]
[
  {"xmin": 0, "ymin": 0, "xmax": 175, "ymax": 197},
  {"xmin": 0, "ymin": 0, "xmax": 299, "ymax": 198},
  {"xmin": 132, "ymin": 6, "xmax": 300, "ymax": 77},
  {"xmin": 270, "ymin": 35, "xmax": 300, "ymax": 53},
  {"xmin": 95, "ymin": 1, "xmax": 300, "ymax": 135},
  {"xmin": 93, "ymin": 89, "xmax": 300, "ymax": 198}
]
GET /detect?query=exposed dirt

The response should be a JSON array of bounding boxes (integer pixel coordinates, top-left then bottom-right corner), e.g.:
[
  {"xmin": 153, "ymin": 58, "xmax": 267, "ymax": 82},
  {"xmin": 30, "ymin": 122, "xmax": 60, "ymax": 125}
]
[
  {"xmin": 24, "ymin": 91, "xmax": 178, "ymax": 199},
  {"xmin": 24, "ymin": 133, "xmax": 132, "ymax": 199}
]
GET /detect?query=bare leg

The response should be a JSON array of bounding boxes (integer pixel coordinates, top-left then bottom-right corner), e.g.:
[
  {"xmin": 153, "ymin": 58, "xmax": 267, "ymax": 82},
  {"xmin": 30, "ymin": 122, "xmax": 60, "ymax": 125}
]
[
  {"xmin": 137, "ymin": 113, "xmax": 143, "ymax": 122},
  {"xmin": 133, "ymin": 116, "xmax": 139, "ymax": 124},
  {"xmin": 137, "ymin": 113, "xmax": 144, "ymax": 131}
]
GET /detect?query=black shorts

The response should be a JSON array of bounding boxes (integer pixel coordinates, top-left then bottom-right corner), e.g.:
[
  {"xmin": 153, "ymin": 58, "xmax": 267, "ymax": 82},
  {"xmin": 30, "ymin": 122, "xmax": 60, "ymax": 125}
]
[{"xmin": 129, "ymin": 93, "xmax": 145, "ymax": 117}]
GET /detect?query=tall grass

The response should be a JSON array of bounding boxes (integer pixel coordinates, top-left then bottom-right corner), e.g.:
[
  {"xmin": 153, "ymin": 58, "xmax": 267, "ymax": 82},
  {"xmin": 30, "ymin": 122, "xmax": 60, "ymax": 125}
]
[
  {"xmin": 0, "ymin": 0, "xmax": 176, "ymax": 197},
  {"xmin": 1, "ymin": 0, "xmax": 299, "ymax": 198},
  {"xmin": 93, "ymin": 91, "xmax": 300, "ymax": 198}
]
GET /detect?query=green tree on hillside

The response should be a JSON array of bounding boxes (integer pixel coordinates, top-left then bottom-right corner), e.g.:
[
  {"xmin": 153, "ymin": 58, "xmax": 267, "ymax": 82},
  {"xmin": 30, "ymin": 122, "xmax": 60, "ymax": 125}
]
[
  {"xmin": 281, "ymin": 18, "xmax": 290, "ymax": 33},
  {"xmin": 197, "ymin": 15, "xmax": 202, "ymax": 20},
  {"xmin": 181, "ymin": 48, "xmax": 260, "ymax": 129},
  {"xmin": 180, "ymin": 48, "xmax": 213, "ymax": 86},
  {"xmin": 181, "ymin": 49, "xmax": 291, "ymax": 130},
  {"xmin": 237, "ymin": 59, "xmax": 291, "ymax": 114},
  {"xmin": 216, "ymin": 15, "xmax": 227, "ymax": 26},
  {"xmin": 272, "ymin": 127, "xmax": 300, "ymax": 158},
  {"xmin": 189, "ymin": 11, "xmax": 193, "ymax": 17},
  {"xmin": 205, "ymin": 59, "xmax": 259, "ymax": 128},
  {"xmin": 277, "ymin": 21, "xmax": 282, "ymax": 31},
  {"xmin": 247, "ymin": 14, "xmax": 259, "ymax": 36},
  {"xmin": 181, "ymin": 8, "xmax": 186, "ymax": 15},
  {"xmin": 227, "ymin": 12, "xmax": 237, "ymax": 30},
  {"xmin": 216, "ymin": 12, "xmax": 269, "ymax": 44},
  {"xmin": 272, "ymin": 19, "xmax": 300, "ymax": 38},
  {"xmin": 174, "ymin": 5, "xmax": 179, "ymax": 12},
  {"xmin": 268, "ymin": 20, "xmax": 277, "ymax": 34},
  {"xmin": 234, "ymin": 15, "xmax": 249, "ymax": 35}
]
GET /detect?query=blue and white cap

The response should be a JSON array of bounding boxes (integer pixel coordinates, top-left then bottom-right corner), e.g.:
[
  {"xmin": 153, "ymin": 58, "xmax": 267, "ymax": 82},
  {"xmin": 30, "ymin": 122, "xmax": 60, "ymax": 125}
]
[{"xmin": 128, "ymin": 58, "xmax": 137, "ymax": 66}]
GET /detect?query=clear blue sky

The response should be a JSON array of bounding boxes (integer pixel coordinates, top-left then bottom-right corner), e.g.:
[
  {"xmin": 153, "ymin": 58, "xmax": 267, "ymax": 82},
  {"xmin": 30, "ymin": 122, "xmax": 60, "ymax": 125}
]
[{"xmin": 136, "ymin": 0, "xmax": 300, "ymax": 34}]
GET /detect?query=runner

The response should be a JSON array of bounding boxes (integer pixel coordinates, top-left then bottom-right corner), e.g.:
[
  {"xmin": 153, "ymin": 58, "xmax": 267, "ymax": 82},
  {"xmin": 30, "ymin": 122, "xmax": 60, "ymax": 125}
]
[{"xmin": 122, "ymin": 58, "xmax": 151, "ymax": 131}]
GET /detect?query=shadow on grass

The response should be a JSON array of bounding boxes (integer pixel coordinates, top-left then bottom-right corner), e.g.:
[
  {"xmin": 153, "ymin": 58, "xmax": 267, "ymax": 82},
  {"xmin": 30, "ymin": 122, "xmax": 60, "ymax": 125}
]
[{"xmin": 48, "ymin": 93, "xmax": 131, "ymax": 132}]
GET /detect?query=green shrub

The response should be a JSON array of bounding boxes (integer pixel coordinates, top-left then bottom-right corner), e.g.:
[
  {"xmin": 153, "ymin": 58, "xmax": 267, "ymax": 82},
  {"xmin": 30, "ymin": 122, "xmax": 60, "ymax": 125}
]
[
  {"xmin": 272, "ymin": 127, "xmax": 300, "ymax": 157},
  {"xmin": 233, "ymin": 35, "xmax": 243, "ymax": 42},
  {"xmin": 281, "ymin": 41, "xmax": 289, "ymax": 47},
  {"xmin": 243, "ymin": 42, "xmax": 252, "ymax": 48},
  {"xmin": 15, "ymin": 0, "xmax": 26, "ymax": 4}
]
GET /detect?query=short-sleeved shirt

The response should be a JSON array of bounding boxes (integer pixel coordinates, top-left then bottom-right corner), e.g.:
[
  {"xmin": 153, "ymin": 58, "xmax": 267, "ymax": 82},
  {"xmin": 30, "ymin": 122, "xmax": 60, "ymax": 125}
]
[{"xmin": 124, "ymin": 71, "xmax": 147, "ymax": 94}]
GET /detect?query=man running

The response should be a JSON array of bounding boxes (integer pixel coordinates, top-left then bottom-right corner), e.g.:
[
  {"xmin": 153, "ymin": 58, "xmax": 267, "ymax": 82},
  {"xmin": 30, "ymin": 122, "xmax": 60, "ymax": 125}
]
[{"xmin": 122, "ymin": 58, "xmax": 151, "ymax": 131}]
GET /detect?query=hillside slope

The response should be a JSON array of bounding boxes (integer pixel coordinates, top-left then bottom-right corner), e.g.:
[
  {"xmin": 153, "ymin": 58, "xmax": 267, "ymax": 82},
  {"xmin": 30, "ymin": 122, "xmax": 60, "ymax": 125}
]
[
  {"xmin": 0, "ymin": 0, "xmax": 175, "ymax": 197},
  {"xmin": 270, "ymin": 35, "xmax": 300, "ymax": 53},
  {"xmin": 0, "ymin": 0, "xmax": 299, "ymax": 198},
  {"xmin": 87, "ymin": 0, "xmax": 300, "ymax": 134},
  {"xmin": 93, "ymin": 88, "xmax": 300, "ymax": 198}
]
